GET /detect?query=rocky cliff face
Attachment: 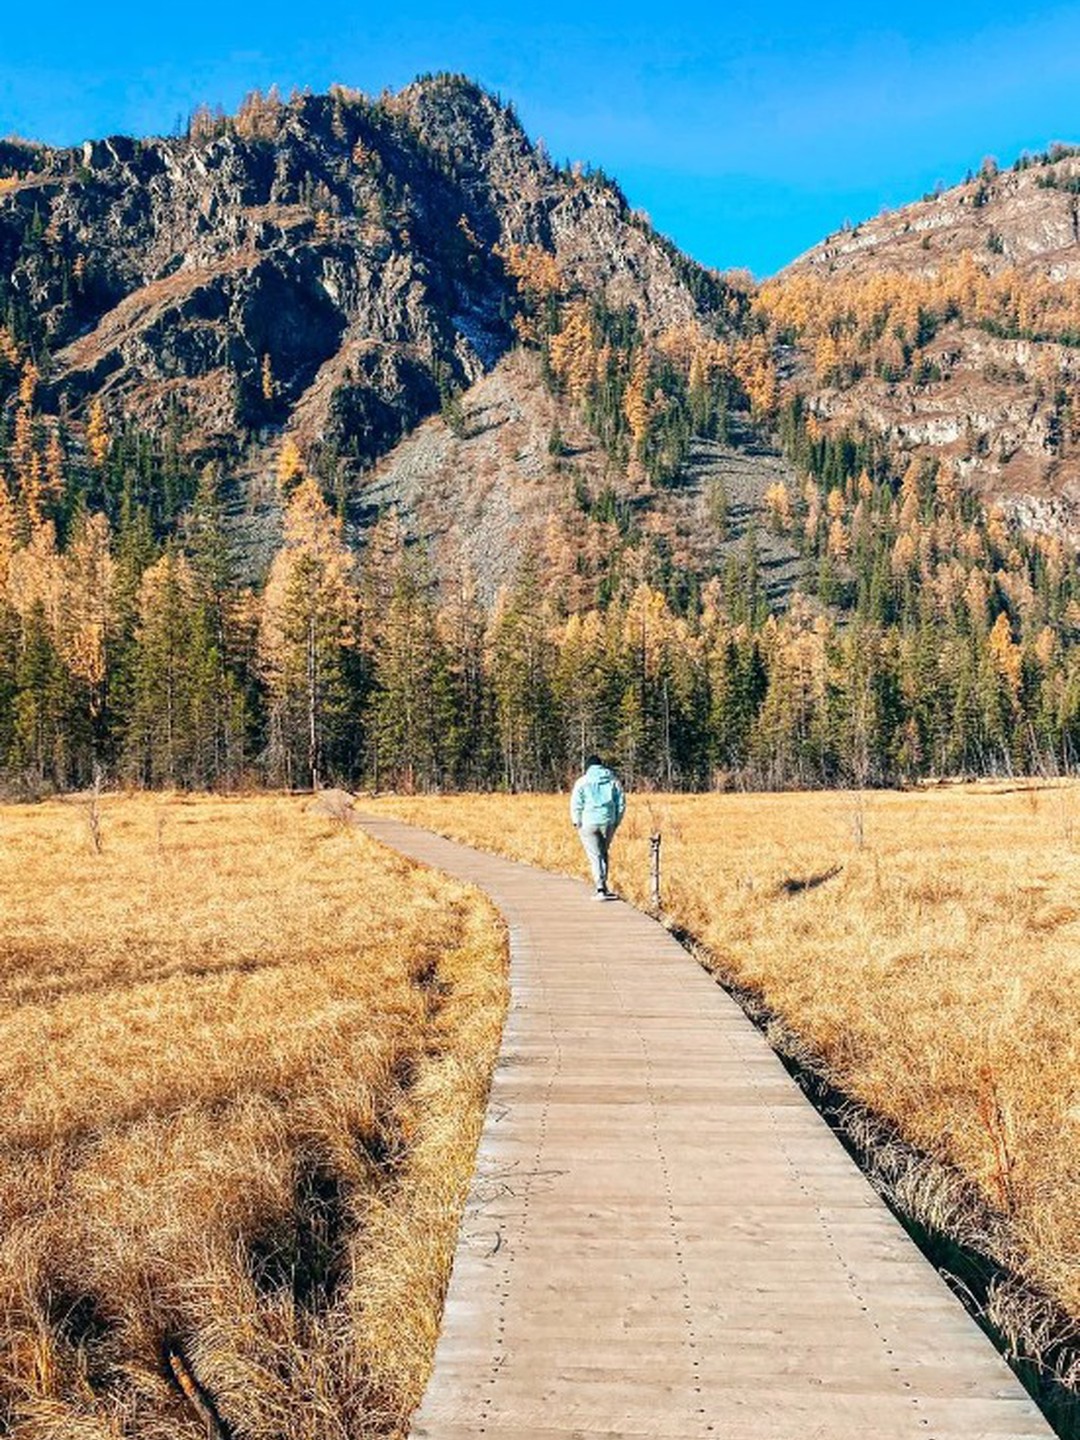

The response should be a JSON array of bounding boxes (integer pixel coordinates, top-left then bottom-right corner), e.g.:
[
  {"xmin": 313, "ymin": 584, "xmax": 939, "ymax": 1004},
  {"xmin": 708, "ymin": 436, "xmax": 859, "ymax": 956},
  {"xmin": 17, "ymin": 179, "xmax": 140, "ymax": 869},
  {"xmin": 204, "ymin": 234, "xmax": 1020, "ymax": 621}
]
[
  {"xmin": 9, "ymin": 78, "xmax": 1077, "ymax": 586},
  {"xmin": 776, "ymin": 149, "xmax": 1080, "ymax": 534},
  {"xmin": 0, "ymin": 78, "xmax": 718, "ymax": 549}
]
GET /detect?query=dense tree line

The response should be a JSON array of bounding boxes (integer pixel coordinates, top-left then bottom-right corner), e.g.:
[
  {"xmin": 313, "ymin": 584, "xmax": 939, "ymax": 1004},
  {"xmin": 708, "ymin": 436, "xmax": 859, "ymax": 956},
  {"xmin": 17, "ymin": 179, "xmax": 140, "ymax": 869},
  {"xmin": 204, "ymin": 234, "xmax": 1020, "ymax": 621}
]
[{"xmin": 4, "ymin": 357, "xmax": 1080, "ymax": 795}]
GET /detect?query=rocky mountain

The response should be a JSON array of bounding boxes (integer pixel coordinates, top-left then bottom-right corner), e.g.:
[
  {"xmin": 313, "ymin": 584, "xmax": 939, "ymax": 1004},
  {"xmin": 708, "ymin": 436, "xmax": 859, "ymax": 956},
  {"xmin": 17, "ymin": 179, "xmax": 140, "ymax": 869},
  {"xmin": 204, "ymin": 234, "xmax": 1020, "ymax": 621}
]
[
  {"xmin": 762, "ymin": 147, "xmax": 1080, "ymax": 537},
  {"xmin": 8, "ymin": 80, "xmax": 1080, "ymax": 799},
  {"xmin": 1, "ymin": 76, "xmax": 774, "ymax": 595},
  {"xmin": 6, "ymin": 76, "xmax": 1080, "ymax": 601}
]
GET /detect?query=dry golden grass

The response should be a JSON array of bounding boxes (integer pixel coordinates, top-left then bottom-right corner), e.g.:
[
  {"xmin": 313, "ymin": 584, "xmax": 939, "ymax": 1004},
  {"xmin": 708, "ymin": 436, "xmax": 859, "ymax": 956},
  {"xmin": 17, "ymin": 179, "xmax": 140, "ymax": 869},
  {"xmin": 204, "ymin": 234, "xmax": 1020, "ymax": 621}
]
[
  {"xmin": 367, "ymin": 783, "xmax": 1080, "ymax": 1326},
  {"xmin": 0, "ymin": 793, "xmax": 507, "ymax": 1439}
]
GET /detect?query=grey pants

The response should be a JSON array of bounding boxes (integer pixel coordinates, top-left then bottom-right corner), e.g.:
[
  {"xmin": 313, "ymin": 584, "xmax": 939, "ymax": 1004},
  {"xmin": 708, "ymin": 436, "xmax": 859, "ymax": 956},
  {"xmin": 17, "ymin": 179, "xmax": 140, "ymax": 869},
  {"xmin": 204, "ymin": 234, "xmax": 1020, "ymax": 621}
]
[{"xmin": 578, "ymin": 823, "xmax": 616, "ymax": 891}]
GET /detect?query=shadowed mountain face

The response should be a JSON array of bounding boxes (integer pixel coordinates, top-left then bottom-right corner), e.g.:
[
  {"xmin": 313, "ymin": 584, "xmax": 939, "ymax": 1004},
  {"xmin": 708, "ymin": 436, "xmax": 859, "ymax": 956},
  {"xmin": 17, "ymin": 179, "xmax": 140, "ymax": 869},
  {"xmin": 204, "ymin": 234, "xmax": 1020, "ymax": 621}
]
[{"xmin": 1, "ymin": 76, "xmax": 758, "ymax": 588}]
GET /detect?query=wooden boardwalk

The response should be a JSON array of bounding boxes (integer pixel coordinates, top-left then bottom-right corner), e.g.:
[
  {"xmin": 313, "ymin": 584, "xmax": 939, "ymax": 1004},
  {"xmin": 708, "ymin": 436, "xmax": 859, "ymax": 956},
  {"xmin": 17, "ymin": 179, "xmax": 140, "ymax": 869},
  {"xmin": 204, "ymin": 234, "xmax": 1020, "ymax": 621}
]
[{"xmin": 357, "ymin": 815, "xmax": 1053, "ymax": 1440}]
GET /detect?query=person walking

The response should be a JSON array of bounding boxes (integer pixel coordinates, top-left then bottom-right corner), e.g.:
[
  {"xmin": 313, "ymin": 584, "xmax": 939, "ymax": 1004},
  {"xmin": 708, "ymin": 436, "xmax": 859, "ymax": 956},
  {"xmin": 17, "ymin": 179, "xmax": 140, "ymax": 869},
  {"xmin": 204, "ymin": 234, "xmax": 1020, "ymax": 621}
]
[{"xmin": 570, "ymin": 755, "xmax": 626, "ymax": 900}]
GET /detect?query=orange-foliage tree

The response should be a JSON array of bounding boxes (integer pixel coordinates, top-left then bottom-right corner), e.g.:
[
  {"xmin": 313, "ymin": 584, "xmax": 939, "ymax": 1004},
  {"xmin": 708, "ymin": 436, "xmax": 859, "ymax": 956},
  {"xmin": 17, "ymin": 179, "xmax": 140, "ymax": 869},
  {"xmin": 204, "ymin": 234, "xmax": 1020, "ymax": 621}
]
[{"xmin": 259, "ymin": 478, "xmax": 360, "ymax": 788}]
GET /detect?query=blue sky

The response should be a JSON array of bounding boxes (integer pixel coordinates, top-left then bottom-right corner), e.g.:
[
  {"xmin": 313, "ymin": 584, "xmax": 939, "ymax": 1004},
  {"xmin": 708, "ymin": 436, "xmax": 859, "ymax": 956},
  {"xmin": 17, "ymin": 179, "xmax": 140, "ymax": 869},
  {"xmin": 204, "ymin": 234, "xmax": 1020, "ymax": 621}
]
[{"xmin": 2, "ymin": 1, "xmax": 1079, "ymax": 276}]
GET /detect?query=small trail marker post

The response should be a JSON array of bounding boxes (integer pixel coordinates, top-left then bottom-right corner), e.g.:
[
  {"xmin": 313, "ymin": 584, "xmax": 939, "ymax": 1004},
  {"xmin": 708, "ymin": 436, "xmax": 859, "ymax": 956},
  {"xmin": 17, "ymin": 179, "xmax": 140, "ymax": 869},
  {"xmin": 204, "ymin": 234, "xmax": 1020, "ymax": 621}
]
[{"xmin": 649, "ymin": 832, "xmax": 662, "ymax": 911}]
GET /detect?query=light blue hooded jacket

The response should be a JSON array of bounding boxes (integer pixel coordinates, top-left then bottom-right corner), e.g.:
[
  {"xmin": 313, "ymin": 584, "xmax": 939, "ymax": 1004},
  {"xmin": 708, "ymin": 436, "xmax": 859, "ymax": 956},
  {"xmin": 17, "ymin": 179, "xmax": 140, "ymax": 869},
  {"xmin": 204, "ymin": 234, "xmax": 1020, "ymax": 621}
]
[{"xmin": 570, "ymin": 763, "xmax": 626, "ymax": 829}]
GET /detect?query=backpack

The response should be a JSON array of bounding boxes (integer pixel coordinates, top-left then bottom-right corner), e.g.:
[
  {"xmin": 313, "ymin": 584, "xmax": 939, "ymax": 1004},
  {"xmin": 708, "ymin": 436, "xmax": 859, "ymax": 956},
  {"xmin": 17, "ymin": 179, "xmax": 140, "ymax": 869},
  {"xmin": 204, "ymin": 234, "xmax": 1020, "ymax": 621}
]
[{"xmin": 585, "ymin": 773, "xmax": 618, "ymax": 824}]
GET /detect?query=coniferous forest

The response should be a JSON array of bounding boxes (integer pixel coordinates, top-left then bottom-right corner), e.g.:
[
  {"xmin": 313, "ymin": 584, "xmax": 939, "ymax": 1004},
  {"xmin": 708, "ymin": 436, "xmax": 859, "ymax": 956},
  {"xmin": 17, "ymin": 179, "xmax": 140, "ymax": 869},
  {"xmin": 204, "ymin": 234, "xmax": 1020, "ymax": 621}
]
[
  {"xmin": 4, "ymin": 342, "xmax": 1080, "ymax": 796},
  {"xmin": 4, "ymin": 93, "xmax": 1080, "ymax": 796}
]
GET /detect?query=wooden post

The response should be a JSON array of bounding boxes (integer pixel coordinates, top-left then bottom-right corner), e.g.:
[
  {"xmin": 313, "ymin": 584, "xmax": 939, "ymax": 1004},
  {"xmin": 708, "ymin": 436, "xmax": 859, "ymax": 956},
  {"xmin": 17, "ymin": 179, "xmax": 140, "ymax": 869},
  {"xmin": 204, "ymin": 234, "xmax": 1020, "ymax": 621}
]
[{"xmin": 650, "ymin": 832, "xmax": 662, "ymax": 911}]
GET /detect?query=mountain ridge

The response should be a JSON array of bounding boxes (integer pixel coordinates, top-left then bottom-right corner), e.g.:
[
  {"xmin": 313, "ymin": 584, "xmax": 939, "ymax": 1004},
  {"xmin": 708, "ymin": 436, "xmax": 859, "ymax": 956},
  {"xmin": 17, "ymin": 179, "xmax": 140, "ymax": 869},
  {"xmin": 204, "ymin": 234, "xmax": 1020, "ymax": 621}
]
[
  {"xmin": 6, "ymin": 78, "xmax": 1080, "ymax": 798},
  {"xmin": 766, "ymin": 147, "xmax": 1080, "ymax": 534},
  {"xmin": 6, "ymin": 78, "xmax": 1080, "ymax": 587},
  {"xmin": 2, "ymin": 74, "xmax": 756, "ymax": 595}
]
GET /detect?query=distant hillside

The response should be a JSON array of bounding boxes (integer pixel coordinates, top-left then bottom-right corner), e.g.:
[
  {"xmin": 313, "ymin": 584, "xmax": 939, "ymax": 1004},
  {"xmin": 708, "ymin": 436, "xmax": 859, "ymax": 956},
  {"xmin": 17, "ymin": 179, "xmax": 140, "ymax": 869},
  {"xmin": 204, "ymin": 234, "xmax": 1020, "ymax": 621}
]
[{"xmin": 759, "ymin": 147, "xmax": 1080, "ymax": 537}]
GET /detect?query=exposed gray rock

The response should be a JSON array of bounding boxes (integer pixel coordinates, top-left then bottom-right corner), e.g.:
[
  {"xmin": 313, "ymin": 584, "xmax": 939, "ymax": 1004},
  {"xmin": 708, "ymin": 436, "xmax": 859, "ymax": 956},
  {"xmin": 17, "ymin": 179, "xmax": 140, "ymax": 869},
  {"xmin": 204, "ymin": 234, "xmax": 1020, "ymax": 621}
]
[{"xmin": 0, "ymin": 75, "xmax": 733, "ymax": 580}]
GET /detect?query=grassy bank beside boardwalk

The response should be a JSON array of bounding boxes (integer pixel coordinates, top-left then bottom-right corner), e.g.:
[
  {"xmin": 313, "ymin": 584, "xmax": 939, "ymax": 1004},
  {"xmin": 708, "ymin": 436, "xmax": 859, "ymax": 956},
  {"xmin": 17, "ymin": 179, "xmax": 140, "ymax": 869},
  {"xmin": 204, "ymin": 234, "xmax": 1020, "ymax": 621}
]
[{"xmin": 0, "ymin": 793, "xmax": 507, "ymax": 1439}]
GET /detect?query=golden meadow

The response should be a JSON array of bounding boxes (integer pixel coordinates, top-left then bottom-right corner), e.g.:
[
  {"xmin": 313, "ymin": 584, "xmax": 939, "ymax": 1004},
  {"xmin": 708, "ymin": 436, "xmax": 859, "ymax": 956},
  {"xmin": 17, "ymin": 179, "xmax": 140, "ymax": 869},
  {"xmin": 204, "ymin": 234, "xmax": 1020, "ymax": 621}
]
[
  {"xmin": 369, "ymin": 783, "xmax": 1080, "ymax": 1333},
  {"xmin": 0, "ymin": 794, "xmax": 506, "ymax": 1438},
  {"xmin": 6, "ymin": 782, "xmax": 1080, "ymax": 1433}
]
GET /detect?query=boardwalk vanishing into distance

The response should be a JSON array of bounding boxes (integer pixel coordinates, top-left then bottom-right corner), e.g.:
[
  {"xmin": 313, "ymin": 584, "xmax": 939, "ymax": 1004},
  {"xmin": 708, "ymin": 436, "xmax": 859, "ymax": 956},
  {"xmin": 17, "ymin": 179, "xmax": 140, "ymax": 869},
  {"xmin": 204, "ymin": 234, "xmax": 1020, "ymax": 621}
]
[{"xmin": 356, "ymin": 815, "xmax": 1053, "ymax": 1440}]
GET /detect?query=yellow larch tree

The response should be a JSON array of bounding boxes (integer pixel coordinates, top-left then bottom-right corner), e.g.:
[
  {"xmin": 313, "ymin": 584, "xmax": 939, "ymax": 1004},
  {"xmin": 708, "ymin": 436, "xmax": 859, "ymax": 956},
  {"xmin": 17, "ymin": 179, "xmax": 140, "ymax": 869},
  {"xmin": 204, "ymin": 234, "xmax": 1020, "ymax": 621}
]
[
  {"xmin": 259, "ymin": 477, "xmax": 359, "ymax": 788},
  {"xmin": 988, "ymin": 611, "xmax": 1022, "ymax": 700},
  {"xmin": 891, "ymin": 531, "xmax": 918, "ymax": 578},
  {"xmin": 687, "ymin": 345, "xmax": 708, "ymax": 395},
  {"xmin": 12, "ymin": 404, "xmax": 37, "ymax": 523},
  {"xmin": 827, "ymin": 516, "xmax": 850, "ymax": 563},
  {"xmin": 0, "ymin": 476, "xmax": 16, "ymax": 594},
  {"xmin": 18, "ymin": 359, "xmax": 37, "ymax": 410},
  {"xmin": 936, "ymin": 459, "xmax": 958, "ymax": 510},
  {"xmin": 261, "ymin": 353, "xmax": 277, "ymax": 403},
  {"xmin": 548, "ymin": 299, "xmax": 596, "ymax": 405},
  {"xmin": 623, "ymin": 348, "xmax": 652, "ymax": 457},
  {"xmin": 44, "ymin": 428, "xmax": 66, "ymax": 507},
  {"xmin": 277, "ymin": 436, "xmax": 305, "ymax": 492},
  {"xmin": 0, "ymin": 326, "xmax": 19, "ymax": 371},
  {"xmin": 1033, "ymin": 625, "xmax": 1057, "ymax": 670},
  {"xmin": 763, "ymin": 481, "xmax": 792, "ymax": 532},
  {"xmin": 234, "ymin": 86, "xmax": 283, "ymax": 142},
  {"xmin": 497, "ymin": 242, "xmax": 563, "ymax": 343},
  {"xmin": 964, "ymin": 569, "xmax": 989, "ymax": 630},
  {"xmin": 60, "ymin": 512, "xmax": 116, "ymax": 723},
  {"xmin": 497, "ymin": 242, "xmax": 563, "ymax": 301},
  {"xmin": 8, "ymin": 520, "xmax": 63, "ymax": 633},
  {"xmin": 656, "ymin": 323, "xmax": 703, "ymax": 371},
  {"xmin": 813, "ymin": 332, "xmax": 842, "ymax": 383},
  {"xmin": 803, "ymin": 480, "xmax": 822, "ymax": 542},
  {"xmin": 23, "ymin": 452, "xmax": 45, "ymax": 530},
  {"xmin": 732, "ymin": 336, "xmax": 778, "ymax": 421},
  {"xmin": 86, "ymin": 399, "xmax": 110, "ymax": 469},
  {"xmin": 555, "ymin": 609, "xmax": 609, "ymax": 763},
  {"xmin": 986, "ymin": 506, "xmax": 1010, "ymax": 559}
]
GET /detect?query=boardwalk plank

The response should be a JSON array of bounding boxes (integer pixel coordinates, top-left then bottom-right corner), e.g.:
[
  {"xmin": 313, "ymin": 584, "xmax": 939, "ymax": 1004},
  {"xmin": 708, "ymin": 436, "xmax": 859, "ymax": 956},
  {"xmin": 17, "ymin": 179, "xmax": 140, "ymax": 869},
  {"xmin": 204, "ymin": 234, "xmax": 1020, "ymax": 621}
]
[{"xmin": 355, "ymin": 815, "xmax": 1053, "ymax": 1440}]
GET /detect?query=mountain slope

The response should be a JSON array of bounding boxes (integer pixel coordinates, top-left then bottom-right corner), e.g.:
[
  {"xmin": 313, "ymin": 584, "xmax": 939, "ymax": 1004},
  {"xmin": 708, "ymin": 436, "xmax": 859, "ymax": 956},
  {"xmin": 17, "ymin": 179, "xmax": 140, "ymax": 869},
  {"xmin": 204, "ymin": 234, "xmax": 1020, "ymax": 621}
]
[
  {"xmin": 7, "ymin": 79, "xmax": 1080, "ymax": 807},
  {"xmin": 7, "ymin": 88, "xmax": 1080, "ymax": 572},
  {"xmin": 760, "ymin": 148, "xmax": 1080, "ymax": 535},
  {"xmin": 1, "ymin": 76, "xmax": 753, "ymax": 596},
  {"xmin": 358, "ymin": 349, "xmax": 802, "ymax": 608}
]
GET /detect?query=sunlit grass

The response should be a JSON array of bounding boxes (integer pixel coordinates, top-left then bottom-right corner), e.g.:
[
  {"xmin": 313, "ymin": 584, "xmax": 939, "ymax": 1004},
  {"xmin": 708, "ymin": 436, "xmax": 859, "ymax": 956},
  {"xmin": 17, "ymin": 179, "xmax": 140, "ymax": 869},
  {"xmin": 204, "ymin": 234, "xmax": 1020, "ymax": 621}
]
[{"xmin": 0, "ymin": 793, "xmax": 507, "ymax": 1439}]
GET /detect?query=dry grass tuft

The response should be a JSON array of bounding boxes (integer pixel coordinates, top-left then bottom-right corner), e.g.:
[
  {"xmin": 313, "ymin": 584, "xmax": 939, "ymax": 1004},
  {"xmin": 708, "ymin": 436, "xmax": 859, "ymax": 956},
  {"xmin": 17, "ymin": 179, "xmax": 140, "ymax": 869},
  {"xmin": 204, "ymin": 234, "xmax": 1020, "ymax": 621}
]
[
  {"xmin": 368, "ymin": 783, "xmax": 1080, "ymax": 1331},
  {"xmin": 0, "ymin": 794, "xmax": 507, "ymax": 1439}
]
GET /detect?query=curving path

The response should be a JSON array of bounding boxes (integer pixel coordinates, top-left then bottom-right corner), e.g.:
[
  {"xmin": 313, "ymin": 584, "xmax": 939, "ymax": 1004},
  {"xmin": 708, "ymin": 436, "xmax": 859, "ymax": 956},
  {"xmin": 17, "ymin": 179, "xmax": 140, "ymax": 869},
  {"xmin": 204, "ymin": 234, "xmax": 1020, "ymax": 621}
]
[{"xmin": 356, "ymin": 814, "xmax": 1052, "ymax": 1440}]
